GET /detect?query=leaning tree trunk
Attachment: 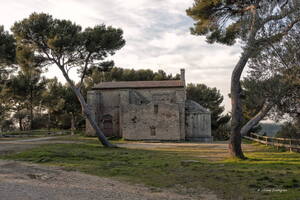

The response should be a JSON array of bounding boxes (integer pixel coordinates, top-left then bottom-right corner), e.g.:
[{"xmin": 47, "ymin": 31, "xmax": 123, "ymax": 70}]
[
  {"xmin": 58, "ymin": 66, "xmax": 115, "ymax": 148},
  {"xmin": 229, "ymin": 23, "xmax": 258, "ymax": 159},
  {"xmin": 71, "ymin": 86, "xmax": 115, "ymax": 147},
  {"xmin": 241, "ymin": 103, "xmax": 273, "ymax": 136},
  {"xmin": 230, "ymin": 54, "xmax": 249, "ymax": 159}
]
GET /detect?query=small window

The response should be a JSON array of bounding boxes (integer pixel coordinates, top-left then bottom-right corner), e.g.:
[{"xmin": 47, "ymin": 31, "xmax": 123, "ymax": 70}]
[
  {"xmin": 154, "ymin": 104, "xmax": 158, "ymax": 114},
  {"xmin": 150, "ymin": 126, "xmax": 156, "ymax": 136},
  {"xmin": 131, "ymin": 116, "xmax": 137, "ymax": 123}
]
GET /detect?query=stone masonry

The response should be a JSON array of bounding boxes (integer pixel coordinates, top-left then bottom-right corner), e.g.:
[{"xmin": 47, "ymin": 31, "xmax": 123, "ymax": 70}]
[{"xmin": 86, "ymin": 69, "xmax": 212, "ymax": 142}]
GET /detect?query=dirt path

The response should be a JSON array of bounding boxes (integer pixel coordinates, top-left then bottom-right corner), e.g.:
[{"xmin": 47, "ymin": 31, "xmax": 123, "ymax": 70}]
[
  {"xmin": 0, "ymin": 160, "xmax": 218, "ymax": 200},
  {"xmin": 0, "ymin": 137, "xmax": 220, "ymax": 200}
]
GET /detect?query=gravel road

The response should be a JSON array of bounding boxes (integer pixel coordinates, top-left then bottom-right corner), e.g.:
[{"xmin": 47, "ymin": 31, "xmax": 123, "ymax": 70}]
[
  {"xmin": 0, "ymin": 160, "xmax": 219, "ymax": 200},
  {"xmin": 0, "ymin": 137, "xmax": 221, "ymax": 200}
]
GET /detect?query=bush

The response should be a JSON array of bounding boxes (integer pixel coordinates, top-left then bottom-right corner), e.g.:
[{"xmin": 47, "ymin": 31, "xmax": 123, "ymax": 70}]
[
  {"xmin": 30, "ymin": 114, "xmax": 49, "ymax": 130},
  {"xmin": 0, "ymin": 119, "xmax": 15, "ymax": 132},
  {"xmin": 276, "ymin": 122, "xmax": 300, "ymax": 139},
  {"xmin": 213, "ymin": 124, "xmax": 230, "ymax": 140}
]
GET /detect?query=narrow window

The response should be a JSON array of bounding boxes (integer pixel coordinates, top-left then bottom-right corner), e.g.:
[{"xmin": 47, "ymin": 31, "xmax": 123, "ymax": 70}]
[
  {"xmin": 131, "ymin": 116, "xmax": 137, "ymax": 123},
  {"xmin": 154, "ymin": 104, "xmax": 158, "ymax": 114},
  {"xmin": 150, "ymin": 126, "xmax": 156, "ymax": 136}
]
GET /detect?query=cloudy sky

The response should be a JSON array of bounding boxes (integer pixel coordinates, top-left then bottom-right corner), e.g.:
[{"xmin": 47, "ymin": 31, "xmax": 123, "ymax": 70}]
[{"xmin": 0, "ymin": 0, "xmax": 243, "ymax": 112}]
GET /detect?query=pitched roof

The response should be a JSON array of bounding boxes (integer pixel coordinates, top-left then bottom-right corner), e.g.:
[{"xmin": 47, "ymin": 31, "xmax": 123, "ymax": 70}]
[
  {"xmin": 185, "ymin": 100, "xmax": 210, "ymax": 113},
  {"xmin": 93, "ymin": 80, "xmax": 185, "ymax": 90}
]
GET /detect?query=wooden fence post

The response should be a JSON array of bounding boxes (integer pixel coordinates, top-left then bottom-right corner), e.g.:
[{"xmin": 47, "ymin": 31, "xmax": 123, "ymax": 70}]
[{"xmin": 245, "ymin": 133, "xmax": 300, "ymax": 152}]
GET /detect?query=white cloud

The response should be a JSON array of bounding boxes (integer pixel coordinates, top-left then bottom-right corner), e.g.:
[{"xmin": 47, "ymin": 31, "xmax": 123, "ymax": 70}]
[{"xmin": 0, "ymin": 0, "xmax": 244, "ymax": 112}]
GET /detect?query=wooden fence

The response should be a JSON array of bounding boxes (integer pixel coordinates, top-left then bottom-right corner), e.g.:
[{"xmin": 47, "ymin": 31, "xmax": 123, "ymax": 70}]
[{"xmin": 244, "ymin": 133, "xmax": 300, "ymax": 152}]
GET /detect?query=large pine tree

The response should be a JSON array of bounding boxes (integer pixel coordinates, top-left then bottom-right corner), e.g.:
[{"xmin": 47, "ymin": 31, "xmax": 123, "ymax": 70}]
[
  {"xmin": 12, "ymin": 13, "xmax": 125, "ymax": 147},
  {"xmin": 187, "ymin": 0, "xmax": 300, "ymax": 158}
]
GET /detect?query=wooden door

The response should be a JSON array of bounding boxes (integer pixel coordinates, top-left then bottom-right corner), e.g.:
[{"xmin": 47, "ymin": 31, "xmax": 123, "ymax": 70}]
[{"xmin": 102, "ymin": 114, "xmax": 113, "ymax": 137}]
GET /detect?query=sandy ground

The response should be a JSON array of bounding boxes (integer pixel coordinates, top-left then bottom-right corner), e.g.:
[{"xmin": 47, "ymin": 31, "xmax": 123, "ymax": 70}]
[
  {"xmin": 0, "ymin": 160, "xmax": 220, "ymax": 200},
  {"xmin": 0, "ymin": 137, "xmax": 221, "ymax": 200}
]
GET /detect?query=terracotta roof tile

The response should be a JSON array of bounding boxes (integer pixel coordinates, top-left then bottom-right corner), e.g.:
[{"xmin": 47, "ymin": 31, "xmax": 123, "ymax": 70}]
[{"xmin": 93, "ymin": 80, "xmax": 185, "ymax": 89}]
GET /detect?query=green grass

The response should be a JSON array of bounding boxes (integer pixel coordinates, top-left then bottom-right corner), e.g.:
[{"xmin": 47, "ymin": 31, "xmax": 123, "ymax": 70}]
[
  {"xmin": 0, "ymin": 130, "xmax": 82, "ymax": 141},
  {"xmin": 1, "ymin": 138, "xmax": 300, "ymax": 200},
  {"xmin": 0, "ymin": 129, "xmax": 80, "ymax": 136}
]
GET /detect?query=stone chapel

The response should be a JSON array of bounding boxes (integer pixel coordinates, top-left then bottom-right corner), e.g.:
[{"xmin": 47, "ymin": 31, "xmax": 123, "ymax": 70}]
[{"xmin": 86, "ymin": 69, "xmax": 212, "ymax": 142}]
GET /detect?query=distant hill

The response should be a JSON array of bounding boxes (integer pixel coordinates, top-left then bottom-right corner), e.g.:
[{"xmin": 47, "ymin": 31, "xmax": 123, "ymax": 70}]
[{"xmin": 258, "ymin": 123, "xmax": 282, "ymax": 137}]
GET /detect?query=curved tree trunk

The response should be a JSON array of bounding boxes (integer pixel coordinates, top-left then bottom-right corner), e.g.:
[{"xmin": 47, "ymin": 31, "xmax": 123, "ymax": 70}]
[
  {"xmin": 58, "ymin": 66, "xmax": 115, "ymax": 148},
  {"xmin": 241, "ymin": 103, "xmax": 273, "ymax": 136},
  {"xmin": 229, "ymin": 50, "xmax": 251, "ymax": 159},
  {"xmin": 71, "ymin": 85, "xmax": 115, "ymax": 147},
  {"xmin": 229, "ymin": 21, "xmax": 259, "ymax": 159}
]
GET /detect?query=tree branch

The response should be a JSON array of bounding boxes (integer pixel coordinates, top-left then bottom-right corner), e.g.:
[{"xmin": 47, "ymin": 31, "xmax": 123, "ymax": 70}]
[
  {"xmin": 241, "ymin": 102, "xmax": 274, "ymax": 136},
  {"xmin": 267, "ymin": 41, "xmax": 290, "ymax": 69},
  {"xmin": 256, "ymin": 18, "xmax": 300, "ymax": 45},
  {"xmin": 280, "ymin": 0, "xmax": 289, "ymax": 10},
  {"xmin": 261, "ymin": 7, "xmax": 298, "ymax": 25},
  {"xmin": 79, "ymin": 52, "xmax": 92, "ymax": 89}
]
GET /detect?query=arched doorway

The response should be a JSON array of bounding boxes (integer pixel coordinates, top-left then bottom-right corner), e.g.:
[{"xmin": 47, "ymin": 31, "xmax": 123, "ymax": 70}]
[{"xmin": 102, "ymin": 114, "xmax": 113, "ymax": 137}]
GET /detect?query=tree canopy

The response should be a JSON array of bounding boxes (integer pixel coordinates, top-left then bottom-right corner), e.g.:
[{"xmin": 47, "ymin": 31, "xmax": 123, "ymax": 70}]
[
  {"xmin": 187, "ymin": 0, "xmax": 300, "ymax": 45},
  {"xmin": 84, "ymin": 67, "xmax": 180, "ymax": 88},
  {"xmin": 12, "ymin": 13, "xmax": 125, "ymax": 84},
  {"xmin": 0, "ymin": 26, "xmax": 16, "ymax": 123},
  {"xmin": 187, "ymin": 0, "xmax": 300, "ymax": 159},
  {"xmin": 0, "ymin": 26, "xmax": 15, "ymax": 65},
  {"xmin": 12, "ymin": 13, "xmax": 125, "ymax": 147},
  {"xmin": 247, "ymin": 26, "xmax": 300, "ymax": 121}
]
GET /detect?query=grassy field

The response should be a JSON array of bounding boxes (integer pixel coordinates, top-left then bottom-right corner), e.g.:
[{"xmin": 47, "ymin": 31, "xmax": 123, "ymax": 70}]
[
  {"xmin": 1, "ymin": 136, "xmax": 300, "ymax": 200},
  {"xmin": 0, "ymin": 129, "xmax": 73, "ymax": 137}
]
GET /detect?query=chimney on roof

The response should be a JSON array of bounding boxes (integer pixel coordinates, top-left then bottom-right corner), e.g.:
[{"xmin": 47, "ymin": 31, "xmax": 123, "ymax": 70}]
[{"xmin": 180, "ymin": 68, "xmax": 185, "ymax": 82}]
